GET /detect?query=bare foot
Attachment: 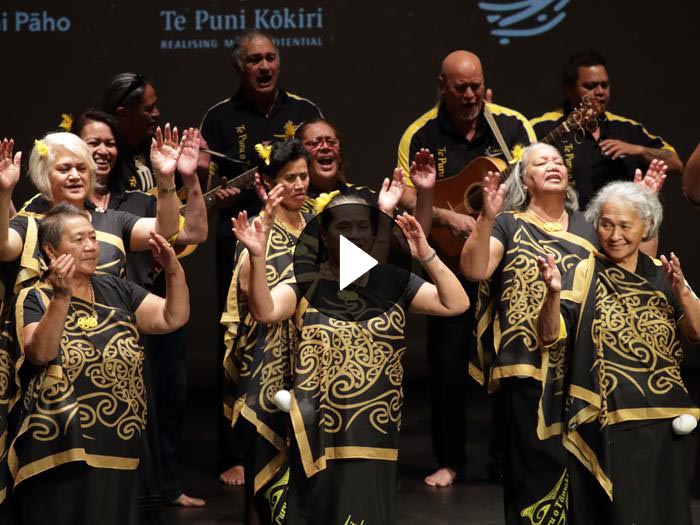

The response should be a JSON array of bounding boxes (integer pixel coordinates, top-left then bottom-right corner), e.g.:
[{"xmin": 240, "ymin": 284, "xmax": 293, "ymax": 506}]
[
  {"xmin": 424, "ymin": 467, "xmax": 457, "ymax": 487},
  {"xmin": 219, "ymin": 464, "xmax": 245, "ymax": 486},
  {"xmin": 171, "ymin": 493, "xmax": 206, "ymax": 507}
]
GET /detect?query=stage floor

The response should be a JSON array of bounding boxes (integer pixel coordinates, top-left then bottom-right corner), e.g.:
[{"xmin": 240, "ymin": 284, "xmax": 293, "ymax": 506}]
[{"xmin": 163, "ymin": 380, "xmax": 700, "ymax": 524}]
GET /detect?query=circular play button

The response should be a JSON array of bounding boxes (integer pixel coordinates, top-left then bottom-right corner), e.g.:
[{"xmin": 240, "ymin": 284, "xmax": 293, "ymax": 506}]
[{"xmin": 293, "ymin": 203, "xmax": 413, "ymax": 322}]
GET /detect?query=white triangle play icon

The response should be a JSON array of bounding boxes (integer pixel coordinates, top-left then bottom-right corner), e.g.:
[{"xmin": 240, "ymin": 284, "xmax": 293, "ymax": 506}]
[{"xmin": 339, "ymin": 235, "xmax": 378, "ymax": 290}]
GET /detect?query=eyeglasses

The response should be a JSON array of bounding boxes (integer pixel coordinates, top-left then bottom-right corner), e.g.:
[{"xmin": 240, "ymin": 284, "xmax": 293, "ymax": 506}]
[
  {"xmin": 118, "ymin": 73, "xmax": 146, "ymax": 106},
  {"xmin": 304, "ymin": 136, "xmax": 339, "ymax": 150}
]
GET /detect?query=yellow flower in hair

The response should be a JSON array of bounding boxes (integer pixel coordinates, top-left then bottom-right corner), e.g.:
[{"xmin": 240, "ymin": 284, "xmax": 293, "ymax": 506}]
[
  {"xmin": 255, "ymin": 143, "xmax": 272, "ymax": 165},
  {"xmin": 58, "ymin": 113, "xmax": 73, "ymax": 131},
  {"xmin": 314, "ymin": 190, "xmax": 341, "ymax": 214},
  {"xmin": 510, "ymin": 143, "xmax": 525, "ymax": 164},
  {"xmin": 34, "ymin": 139, "xmax": 49, "ymax": 159}
]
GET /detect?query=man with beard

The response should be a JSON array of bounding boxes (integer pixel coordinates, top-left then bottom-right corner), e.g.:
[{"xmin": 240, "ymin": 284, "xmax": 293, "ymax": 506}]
[
  {"xmin": 396, "ymin": 50, "xmax": 535, "ymax": 488},
  {"xmin": 530, "ymin": 51, "xmax": 682, "ymax": 209},
  {"xmin": 199, "ymin": 28, "xmax": 321, "ymax": 486}
]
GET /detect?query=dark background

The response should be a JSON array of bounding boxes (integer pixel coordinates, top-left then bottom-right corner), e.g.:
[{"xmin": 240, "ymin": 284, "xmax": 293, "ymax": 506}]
[{"xmin": 2, "ymin": 1, "xmax": 699, "ymax": 384}]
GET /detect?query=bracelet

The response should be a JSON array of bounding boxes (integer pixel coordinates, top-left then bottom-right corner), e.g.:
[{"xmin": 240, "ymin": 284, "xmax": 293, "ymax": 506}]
[
  {"xmin": 418, "ymin": 249, "xmax": 437, "ymax": 265},
  {"xmin": 157, "ymin": 185, "xmax": 178, "ymax": 194}
]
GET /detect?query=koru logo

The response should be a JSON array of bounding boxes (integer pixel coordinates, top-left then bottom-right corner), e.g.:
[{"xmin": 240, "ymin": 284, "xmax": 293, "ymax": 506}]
[{"xmin": 478, "ymin": 0, "xmax": 571, "ymax": 45}]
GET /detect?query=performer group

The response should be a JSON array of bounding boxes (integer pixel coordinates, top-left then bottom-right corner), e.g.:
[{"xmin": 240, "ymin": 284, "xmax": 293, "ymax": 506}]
[{"xmin": 1, "ymin": 27, "xmax": 700, "ymax": 525}]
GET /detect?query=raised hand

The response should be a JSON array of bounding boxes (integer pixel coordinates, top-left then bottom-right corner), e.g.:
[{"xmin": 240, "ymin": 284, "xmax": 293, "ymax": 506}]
[
  {"xmin": 0, "ymin": 139, "xmax": 21, "ymax": 195},
  {"xmin": 149, "ymin": 232, "xmax": 180, "ymax": 274},
  {"xmin": 660, "ymin": 252, "xmax": 690, "ymax": 298},
  {"xmin": 46, "ymin": 253, "xmax": 77, "ymax": 298},
  {"xmin": 537, "ymin": 255, "xmax": 561, "ymax": 293},
  {"xmin": 231, "ymin": 212, "xmax": 267, "ymax": 257},
  {"xmin": 633, "ymin": 159, "xmax": 667, "ymax": 194},
  {"xmin": 197, "ymin": 133, "xmax": 211, "ymax": 174},
  {"xmin": 231, "ymin": 185, "xmax": 284, "ymax": 257},
  {"xmin": 151, "ymin": 123, "xmax": 186, "ymax": 180},
  {"xmin": 481, "ymin": 171, "xmax": 506, "ymax": 221},
  {"xmin": 377, "ymin": 168, "xmax": 404, "ymax": 214},
  {"xmin": 410, "ymin": 148, "xmax": 436, "ymax": 191},
  {"xmin": 177, "ymin": 127, "xmax": 201, "ymax": 179},
  {"xmin": 395, "ymin": 212, "xmax": 432, "ymax": 261}
]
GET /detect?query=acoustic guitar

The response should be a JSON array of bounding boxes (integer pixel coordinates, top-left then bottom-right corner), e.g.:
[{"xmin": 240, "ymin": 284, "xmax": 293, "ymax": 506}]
[{"xmin": 430, "ymin": 96, "xmax": 602, "ymax": 258}]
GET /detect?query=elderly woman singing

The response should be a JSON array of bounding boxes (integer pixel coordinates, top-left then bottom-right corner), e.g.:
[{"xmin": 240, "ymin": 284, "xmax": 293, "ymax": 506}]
[
  {"xmin": 4, "ymin": 203, "xmax": 189, "ymax": 524},
  {"xmin": 459, "ymin": 142, "xmax": 667, "ymax": 524},
  {"xmin": 536, "ymin": 181, "xmax": 700, "ymax": 525}
]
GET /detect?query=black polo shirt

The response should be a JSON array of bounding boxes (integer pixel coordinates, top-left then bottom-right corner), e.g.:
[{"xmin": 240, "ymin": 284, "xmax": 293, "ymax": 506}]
[
  {"xmin": 200, "ymin": 88, "xmax": 322, "ymax": 225},
  {"xmin": 118, "ymin": 140, "xmax": 156, "ymax": 193},
  {"xmin": 397, "ymin": 101, "xmax": 536, "ymax": 185},
  {"xmin": 531, "ymin": 103, "xmax": 676, "ymax": 208}
]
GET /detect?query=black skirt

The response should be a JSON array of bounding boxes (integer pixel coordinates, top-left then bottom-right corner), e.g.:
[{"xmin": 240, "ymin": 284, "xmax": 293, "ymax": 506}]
[
  {"xmin": 569, "ymin": 418, "xmax": 691, "ymax": 525},
  {"xmin": 286, "ymin": 444, "xmax": 397, "ymax": 525},
  {"xmin": 500, "ymin": 378, "xmax": 568, "ymax": 525},
  {"xmin": 13, "ymin": 463, "xmax": 138, "ymax": 525}
]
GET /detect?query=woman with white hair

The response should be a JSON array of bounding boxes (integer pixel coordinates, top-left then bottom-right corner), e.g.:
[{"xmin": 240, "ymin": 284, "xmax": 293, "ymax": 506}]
[
  {"xmin": 0, "ymin": 128, "xmax": 186, "ymax": 298},
  {"xmin": 537, "ymin": 181, "xmax": 700, "ymax": 524},
  {"xmin": 459, "ymin": 142, "xmax": 667, "ymax": 523}
]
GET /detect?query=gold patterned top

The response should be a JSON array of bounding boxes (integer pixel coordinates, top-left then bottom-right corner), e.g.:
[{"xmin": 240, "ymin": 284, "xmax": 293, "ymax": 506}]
[
  {"xmin": 471, "ymin": 210, "xmax": 597, "ymax": 392},
  {"xmin": 220, "ymin": 213, "xmax": 308, "ymax": 493},
  {"xmin": 288, "ymin": 270, "xmax": 425, "ymax": 478},
  {"xmin": 539, "ymin": 251, "xmax": 700, "ymax": 498},
  {"xmin": 7, "ymin": 274, "xmax": 148, "ymax": 490}
]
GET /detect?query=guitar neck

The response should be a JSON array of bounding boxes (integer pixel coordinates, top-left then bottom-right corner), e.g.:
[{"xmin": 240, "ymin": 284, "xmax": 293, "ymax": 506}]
[{"xmin": 180, "ymin": 167, "xmax": 257, "ymax": 215}]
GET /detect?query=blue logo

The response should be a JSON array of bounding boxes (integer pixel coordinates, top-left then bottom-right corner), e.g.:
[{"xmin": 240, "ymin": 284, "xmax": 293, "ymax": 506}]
[{"xmin": 478, "ymin": 0, "xmax": 570, "ymax": 45}]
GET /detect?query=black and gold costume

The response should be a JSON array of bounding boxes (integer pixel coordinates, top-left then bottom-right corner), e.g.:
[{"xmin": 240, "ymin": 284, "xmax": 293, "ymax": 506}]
[
  {"xmin": 285, "ymin": 270, "xmax": 425, "ymax": 524},
  {"xmin": 471, "ymin": 210, "xmax": 597, "ymax": 524},
  {"xmin": 540, "ymin": 251, "xmax": 699, "ymax": 524},
  {"xmin": 7, "ymin": 273, "xmax": 148, "ymax": 524},
  {"xmin": 221, "ymin": 213, "xmax": 308, "ymax": 522}
]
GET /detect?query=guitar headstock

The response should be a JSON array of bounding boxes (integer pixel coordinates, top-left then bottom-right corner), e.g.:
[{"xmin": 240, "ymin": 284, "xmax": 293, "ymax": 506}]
[{"xmin": 565, "ymin": 95, "xmax": 603, "ymax": 132}]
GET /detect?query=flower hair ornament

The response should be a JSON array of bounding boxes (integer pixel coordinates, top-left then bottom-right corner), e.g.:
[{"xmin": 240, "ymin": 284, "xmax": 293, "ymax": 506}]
[
  {"xmin": 314, "ymin": 190, "xmax": 341, "ymax": 214},
  {"xmin": 34, "ymin": 139, "xmax": 49, "ymax": 159},
  {"xmin": 254, "ymin": 143, "xmax": 272, "ymax": 165},
  {"xmin": 510, "ymin": 143, "xmax": 525, "ymax": 165},
  {"xmin": 58, "ymin": 113, "xmax": 73, "ymax": 132}
]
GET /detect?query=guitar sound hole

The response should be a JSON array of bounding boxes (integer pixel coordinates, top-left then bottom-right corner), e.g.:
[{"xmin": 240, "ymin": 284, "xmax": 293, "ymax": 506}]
[{"xmin": 465, "ymin": 184, "xmax": 483, "ymax": 214}]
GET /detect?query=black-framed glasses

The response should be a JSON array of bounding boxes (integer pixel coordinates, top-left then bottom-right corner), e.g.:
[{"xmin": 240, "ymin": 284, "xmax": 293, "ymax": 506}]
[{"xmin": 118, "ymin": 73, "xmax": 146, "ymax": 106}]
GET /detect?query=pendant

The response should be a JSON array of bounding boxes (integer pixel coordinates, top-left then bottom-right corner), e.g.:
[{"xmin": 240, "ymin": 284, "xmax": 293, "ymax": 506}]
[
  {"xmin": 541, "ymin": 221, "xmax": 563, "ymax": 233},
  {"xmin": 77, "ymin": 314, "xmax": 98, "ymax": 330}
]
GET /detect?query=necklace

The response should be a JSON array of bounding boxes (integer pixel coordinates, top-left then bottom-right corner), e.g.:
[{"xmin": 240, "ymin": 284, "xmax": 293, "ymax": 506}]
[
  {"xmin": 71, "ymin": 283, "xmax": 98, "ymax": 330},
  {"xmin": 527, "ymin": 208, "xmax": 567, "ymax": 233}
]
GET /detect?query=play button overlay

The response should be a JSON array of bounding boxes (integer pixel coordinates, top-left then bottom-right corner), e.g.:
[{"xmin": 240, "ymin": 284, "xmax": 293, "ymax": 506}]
[
  {"xmin": 293, "ymin": 202, "xmax": 413, "ymax": 322},
  {"xmin": 339, "ymin": 235, "xmax": 378, "ymax": 290}
]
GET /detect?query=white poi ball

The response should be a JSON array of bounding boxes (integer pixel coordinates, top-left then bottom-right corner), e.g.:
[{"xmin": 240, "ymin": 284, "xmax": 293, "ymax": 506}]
[
  {"xmin": 672, "ymin": 414, "xmax": 697, "ymax": 435},
  {"xmin": 273, "ymin": 390, "xmax": 292, "ymax": 413}
]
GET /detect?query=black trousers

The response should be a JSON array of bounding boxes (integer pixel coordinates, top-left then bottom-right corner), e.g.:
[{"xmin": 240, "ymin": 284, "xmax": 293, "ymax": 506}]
[
  {"xmin": 216, "ymin": 223, "xmax": 246, "ymax": 470},
  {"xmin": 149, "ymin": 329, "xmax": 188, "ymax": 502},
  {"xmin": 426, "ymin": 277, "xmax": 477, "ymax": 474}
]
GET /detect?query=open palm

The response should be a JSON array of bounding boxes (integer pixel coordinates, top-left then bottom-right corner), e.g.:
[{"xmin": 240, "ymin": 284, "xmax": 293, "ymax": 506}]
[{"xmin": 151, "ymin": 123, "xmax": 185, "ymax": 179}]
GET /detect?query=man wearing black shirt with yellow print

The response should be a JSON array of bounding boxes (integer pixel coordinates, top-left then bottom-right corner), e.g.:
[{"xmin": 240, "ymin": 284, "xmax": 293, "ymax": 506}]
[
  {"xmin": 199, "ymin": 28, "xmax": 321, "ymax": 490},
  {"xmin": 396, "ymin": 50, "xmax": 535, "ymax": 488},
  {"xmin": 530, "ymin": 51, "xmax": 683, "ymax": 209}
]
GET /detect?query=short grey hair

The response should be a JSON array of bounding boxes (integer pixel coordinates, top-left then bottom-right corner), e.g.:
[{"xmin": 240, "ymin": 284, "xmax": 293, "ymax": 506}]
[
  {"xmin": 585, "ymin": 181, "xmax": 662, "ymax": 241},
  {"xmin": 38, "ymin": 202, "xmax": 91, "ymax": 261},
  {"xmin": 29, "ymin": 132, "xmax": 96, "ymax": 200},
  {"xmin": 502, "ymin": 142, "xmax": 579, "ymax": 213},
  {"xmin": 231, "ymin": 29, "xmax": 279, "ymax": 71}
]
